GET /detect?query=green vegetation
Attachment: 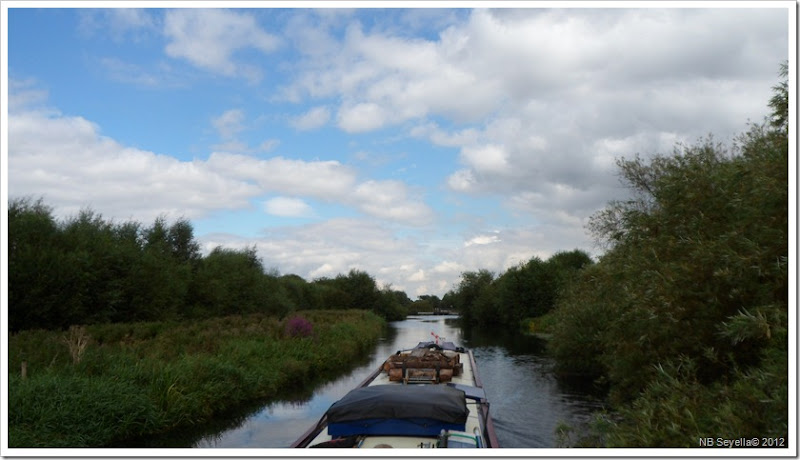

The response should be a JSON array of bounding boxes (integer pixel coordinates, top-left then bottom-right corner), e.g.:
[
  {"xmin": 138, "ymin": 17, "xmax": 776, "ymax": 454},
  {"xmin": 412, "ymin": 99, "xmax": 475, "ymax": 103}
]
[
  {"xmin": 443, "ymin": 249, "xmax": 593, "ymax": 327},
  {"xmin": 549, "ymin": 63, "xmax": 788, "ymax": 446},
  {"xmin": 9, "ymin": 310, "xmax": 384, "ymax": 447},
  {"xmin": 521, "ymin": 311, "xmax": 559, "ymax": 337},
  {"xmin": 442, "ymin": 63, "xmax": 788, "ymax": 447},
  {"xmin": 8, "ymin": 201, "xmax": 410, "ymax": 332}
]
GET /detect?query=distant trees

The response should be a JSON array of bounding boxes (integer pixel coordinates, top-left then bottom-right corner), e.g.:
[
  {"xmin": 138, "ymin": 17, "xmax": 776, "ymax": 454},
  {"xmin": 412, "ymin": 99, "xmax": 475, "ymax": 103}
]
[
  {"xmin": 549, "ymin": 63, "xmax": 788, "ymax": 446},
  {"xmin": 315, "ymin": 270, "xmax": 408, "ymax": 321},
  {"xmin": 410, "ymin": 295, "xmax": 442, "ymax": 313},
  {"xmin": 445, "ymin": 250, "xmax": 593, "ymax": 327},
  {"xmin": 7, "ymin": 203, "xmax": 409, "ymax": 331}
]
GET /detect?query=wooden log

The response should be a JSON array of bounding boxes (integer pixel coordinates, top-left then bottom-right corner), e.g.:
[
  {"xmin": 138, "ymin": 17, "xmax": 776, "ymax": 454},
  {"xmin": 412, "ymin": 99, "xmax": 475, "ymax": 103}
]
[{"xmin": 388, "ymin": 368, "xmax": 403, "ymax": 381}]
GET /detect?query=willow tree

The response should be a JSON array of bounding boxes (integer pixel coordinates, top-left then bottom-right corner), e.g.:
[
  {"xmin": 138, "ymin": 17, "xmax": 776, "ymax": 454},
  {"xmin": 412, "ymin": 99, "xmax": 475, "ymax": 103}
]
[{"xmin": 551, "ymin": 64, "xmax": 788, "ymax": 446}]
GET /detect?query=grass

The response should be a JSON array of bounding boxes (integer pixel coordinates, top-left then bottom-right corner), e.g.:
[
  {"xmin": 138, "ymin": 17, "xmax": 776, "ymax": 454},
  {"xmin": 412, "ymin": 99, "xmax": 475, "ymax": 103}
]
[{"xmin": 8, "ymin": 310, "xmax": 385, "ymax": 447}]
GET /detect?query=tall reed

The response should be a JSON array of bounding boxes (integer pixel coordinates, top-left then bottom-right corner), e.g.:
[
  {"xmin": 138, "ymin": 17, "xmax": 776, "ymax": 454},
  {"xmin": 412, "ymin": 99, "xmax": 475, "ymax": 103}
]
[{"xmin": 8, "ymin": 310, "xmax": 385, "ymax": 447}]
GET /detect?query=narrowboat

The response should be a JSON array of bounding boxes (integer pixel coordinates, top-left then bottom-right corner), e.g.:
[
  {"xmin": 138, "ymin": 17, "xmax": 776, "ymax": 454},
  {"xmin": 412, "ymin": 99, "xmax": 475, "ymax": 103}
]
[{"xmin": 291, "ymin": 340, "xmax": 499, "ymax": 449}]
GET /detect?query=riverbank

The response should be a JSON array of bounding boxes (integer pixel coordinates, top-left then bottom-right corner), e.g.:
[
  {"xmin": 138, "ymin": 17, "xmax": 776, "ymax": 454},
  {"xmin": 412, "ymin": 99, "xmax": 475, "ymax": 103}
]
[{"xmin": 8, "ymin": 310, "xmax": 385, "ymax": 447}]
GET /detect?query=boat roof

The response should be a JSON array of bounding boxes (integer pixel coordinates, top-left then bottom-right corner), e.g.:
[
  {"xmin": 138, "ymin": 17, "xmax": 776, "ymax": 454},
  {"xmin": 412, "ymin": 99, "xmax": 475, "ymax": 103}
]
[{"xmin": 325, "ymin": 384, "xmax": 468, "ymax": 425}]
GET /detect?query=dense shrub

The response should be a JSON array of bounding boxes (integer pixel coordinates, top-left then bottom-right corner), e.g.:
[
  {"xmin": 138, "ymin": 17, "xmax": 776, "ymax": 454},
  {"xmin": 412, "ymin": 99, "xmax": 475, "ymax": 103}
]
[{"xmin": 550, "ymin": 64, "xmax": 788, "ymax": 446}]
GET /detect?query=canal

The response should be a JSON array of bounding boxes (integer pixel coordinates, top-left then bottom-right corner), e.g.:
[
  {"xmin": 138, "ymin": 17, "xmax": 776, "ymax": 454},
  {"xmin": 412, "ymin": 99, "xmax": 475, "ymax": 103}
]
[{"xmin": 143, "ymin": 315, "xmax": 605, "ymax": 448}]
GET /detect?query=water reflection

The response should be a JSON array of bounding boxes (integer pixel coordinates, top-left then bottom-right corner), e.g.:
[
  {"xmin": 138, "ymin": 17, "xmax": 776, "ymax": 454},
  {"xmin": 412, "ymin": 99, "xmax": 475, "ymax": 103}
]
[{"xmin": 142, "ymin": 315, "xmax": 603, "ymax": 448}]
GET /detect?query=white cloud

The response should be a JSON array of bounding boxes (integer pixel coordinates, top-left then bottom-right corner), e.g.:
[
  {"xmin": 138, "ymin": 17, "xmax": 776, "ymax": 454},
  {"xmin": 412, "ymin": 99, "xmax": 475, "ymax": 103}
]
[
  {"xmin": 8, "ymin": 102, "xmax": 432, "ymax": 227},
  {"xmin": 8, "ymin": 78, "xmax": 49, "ymax": 112},
  {"xmin": 432, "ymin": 261, "xmax": 465, "ymax": 274},
  {"xmin": 283, "ymin": 7, "xmax": 784, "ymax": 231},
  {"xmin": 205, "ymin": 153, "xmax": 357, "ymax": 199},
  {"xmin": 337, "ymin": 102, "xmax": 388, "ymax": 133},
  {"xmin": 213, "ymin": 109, "xmax": 246, "ymax": 139},
  {"xmin": 408, "ymin": 269, "xmax": 426, "ymax": 282},
  {"xmin": 163, "ymin": 9, "xmax": 279, "ymax": 81},
  {"xmin": 352, "ymin": 180, "xmax": 433, "ymax": 226},
  {"xmin": 8, "ymin": 110, "xmax": 260, "ymax": 223},
  {"xmin": 464, "ymin": 233, "xmax": 501, "ymax": 247},
  {"xmin": 446, "ymin": 169, "xmax": 475, "ymax": 192},
  {"xmin": 291, "ymin": 106, "xmax": 330, "ymax": 131},
  {"xmin": 263, "ymin": 196, "xmax": 314, "ymax": 218},
  {"xmin": 460, "ymin": 144, "xmax": 509, "ymax": 175},
  {"xmin": 258, "ymin": 139, "xmax": 281, "ymax": 152},
  {"xmin": 198, "ymin": 218, "xmax": 437, "ymax": 294},
  {"xmin": 206, "ymin": 217, "xmax": 418, "ymax": 279},
  {"xmin": 411, "ymin": 122, "xmax": 480, "ymax": 148},
  {"xmin": 309, "ymin": 263, "xmax": 337, "ymax": 279},
  {"xmin": 80, "ymin": 8, "xmax": 157, "ymax": 42}
]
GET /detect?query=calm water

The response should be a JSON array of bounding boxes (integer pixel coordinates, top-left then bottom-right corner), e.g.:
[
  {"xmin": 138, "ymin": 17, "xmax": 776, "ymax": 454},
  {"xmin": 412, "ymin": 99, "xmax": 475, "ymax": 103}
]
[{"xmin": 140, "ymin": 315, "xmax": 604, "ymax": 448}]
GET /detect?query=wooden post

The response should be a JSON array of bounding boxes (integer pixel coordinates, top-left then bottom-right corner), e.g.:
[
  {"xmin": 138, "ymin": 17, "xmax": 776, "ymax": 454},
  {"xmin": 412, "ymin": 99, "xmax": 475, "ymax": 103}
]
[{"xmin": 21, "ymin": 361, "xmax": 27, "ymax": 380}]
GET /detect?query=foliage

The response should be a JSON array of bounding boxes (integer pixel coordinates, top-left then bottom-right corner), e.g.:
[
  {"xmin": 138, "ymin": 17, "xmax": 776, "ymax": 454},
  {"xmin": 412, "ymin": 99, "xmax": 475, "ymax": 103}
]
[
  {"xmin": 411, "ymin": 294, "xmax": 442, "ymax": 313},
  {"xmin": 312, "ymin": 269, "xmax": 408, "ymax": 320},
  {"xmin": 8, "ymin": 203, "xmax": 409, "ymax": 331},
  {"xmin": 768, "ymin": 61, "xmax": 788, "ymax": 132},
  {"xmin": 444, "ymin": 269, "xmax": 495, "ymax": 324},
  {"xmin": 550, "ymin": 64, "xmax": 788, "ymax": 445},
  {"xmin": 445, "ymin": 250, "xmax": 593, "ymax": 327},
  {"xmin": 8, "ymin": 310, "xmax": 385, "ymax": 447}
]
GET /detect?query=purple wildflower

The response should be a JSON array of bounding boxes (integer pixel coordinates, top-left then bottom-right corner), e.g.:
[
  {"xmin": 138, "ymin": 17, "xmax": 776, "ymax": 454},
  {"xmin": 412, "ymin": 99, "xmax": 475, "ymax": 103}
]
[{"xmin": 285, "ymin": 316, "xmax": 313, "ymax": 338}]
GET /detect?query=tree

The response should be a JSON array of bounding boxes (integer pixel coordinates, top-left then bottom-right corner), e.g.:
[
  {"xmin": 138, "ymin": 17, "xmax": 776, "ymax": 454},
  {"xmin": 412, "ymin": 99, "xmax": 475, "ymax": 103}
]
[
  {"xmin": 189, "ymin": 246, "xmax": 267, "ymax": 317},
  {"xmin": 448, "ymin": 270, "xmax": 495, "ymax": 323},
  {"xmin": 768, "ymin": 61, "xmax": 788, "ymax": 132},
  {"xmin": 374, "ymin": 286, "xmax": 407, "ymax": 321},
  {"xmin": 167, "ymin": 218, "xmax": 201, "ymax": 264},
  {"xmin": 550, "ymin": 64, "xmax": 788, "ymax": 444},
  {"xmin": 8, "ymin": 198, "xmax": 69, "ymax": 331}
]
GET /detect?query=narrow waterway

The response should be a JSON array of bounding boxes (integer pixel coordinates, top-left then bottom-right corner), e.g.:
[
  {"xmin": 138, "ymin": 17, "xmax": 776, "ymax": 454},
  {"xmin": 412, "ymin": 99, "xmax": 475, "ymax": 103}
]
[{"xmin": 155, "ymin": 315, "xmax": 605, "ymax": 449}]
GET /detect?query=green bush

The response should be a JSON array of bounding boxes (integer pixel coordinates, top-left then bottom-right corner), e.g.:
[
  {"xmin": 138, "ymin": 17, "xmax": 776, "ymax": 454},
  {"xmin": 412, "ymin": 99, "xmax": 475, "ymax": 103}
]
[{"xmin": 550, "ymin": 64, "xmax": 788, "ymax": 445}]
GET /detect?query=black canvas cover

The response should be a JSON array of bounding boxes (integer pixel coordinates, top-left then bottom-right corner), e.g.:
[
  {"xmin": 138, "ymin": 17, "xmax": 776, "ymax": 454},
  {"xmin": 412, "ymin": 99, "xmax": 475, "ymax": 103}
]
[{"xmin": 325, "ymin": 384, "xmax": 468, "ymax": 425}]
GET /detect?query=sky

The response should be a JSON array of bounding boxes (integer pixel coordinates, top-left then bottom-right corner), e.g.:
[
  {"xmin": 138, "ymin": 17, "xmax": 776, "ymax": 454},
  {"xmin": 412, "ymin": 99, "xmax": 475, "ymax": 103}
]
[{"xmin": 3, "ymin": 2, "xmax": 792, "ymax": 298}]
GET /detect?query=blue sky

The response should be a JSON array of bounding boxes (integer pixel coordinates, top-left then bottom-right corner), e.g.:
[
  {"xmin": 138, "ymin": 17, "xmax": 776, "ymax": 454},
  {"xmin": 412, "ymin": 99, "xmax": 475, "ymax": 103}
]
[{"xmin": 4, "ymin": 3, "xmax": 792, "ymax": 297}]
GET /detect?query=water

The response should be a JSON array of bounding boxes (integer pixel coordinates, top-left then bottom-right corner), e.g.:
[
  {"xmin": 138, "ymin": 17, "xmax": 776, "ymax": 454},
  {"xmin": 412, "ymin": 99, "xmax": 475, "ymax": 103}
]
[{"xmin": 148, "ymin": 315, "xmax": 605, "ymax": 448}]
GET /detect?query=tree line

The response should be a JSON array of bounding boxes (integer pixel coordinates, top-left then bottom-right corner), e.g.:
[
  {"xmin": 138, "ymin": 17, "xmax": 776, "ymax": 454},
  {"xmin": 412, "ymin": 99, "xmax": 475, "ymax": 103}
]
[
  {"xmin": 8, "ymin": 201, "xmax": 411, "ymax": 332},
  {"xmin": 443, "ymin": 249, "xmax": 594, "ymax": 327}
]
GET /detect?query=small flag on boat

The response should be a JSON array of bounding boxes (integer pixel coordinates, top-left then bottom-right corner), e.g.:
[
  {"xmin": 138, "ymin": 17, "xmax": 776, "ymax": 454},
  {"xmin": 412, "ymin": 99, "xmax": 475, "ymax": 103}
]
[{"xmin": 431, "ymin": 331, "xmax": 439, "ymax": 344}]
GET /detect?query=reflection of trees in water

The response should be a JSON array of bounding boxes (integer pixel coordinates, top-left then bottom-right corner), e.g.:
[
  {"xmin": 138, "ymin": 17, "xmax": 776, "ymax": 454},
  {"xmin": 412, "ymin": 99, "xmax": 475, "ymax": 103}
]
[
  {"xmin": 381, "ymin": 320, "xmax": 399, "ymax": 344},
  {"xmin": 460, "ymin": 322, "xmax": 547, "ymax": 355},
  {"xmin": 113, "ymin": 397, "xmax": 268, "ymax": 447}
]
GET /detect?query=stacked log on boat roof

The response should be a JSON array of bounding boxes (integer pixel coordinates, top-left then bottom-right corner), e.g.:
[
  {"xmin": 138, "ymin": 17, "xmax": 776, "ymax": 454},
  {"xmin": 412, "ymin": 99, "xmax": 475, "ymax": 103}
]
[{"xmin": 382, "ymin": 348, "xmax": 463, "ymax": 383}]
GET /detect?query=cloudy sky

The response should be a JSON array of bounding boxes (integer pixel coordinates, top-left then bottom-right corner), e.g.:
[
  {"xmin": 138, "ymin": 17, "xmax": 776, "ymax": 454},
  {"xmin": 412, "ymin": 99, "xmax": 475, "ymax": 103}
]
[{"xmin": 4, "ymin": 3, "xmax": 791, "ymax": 298}]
